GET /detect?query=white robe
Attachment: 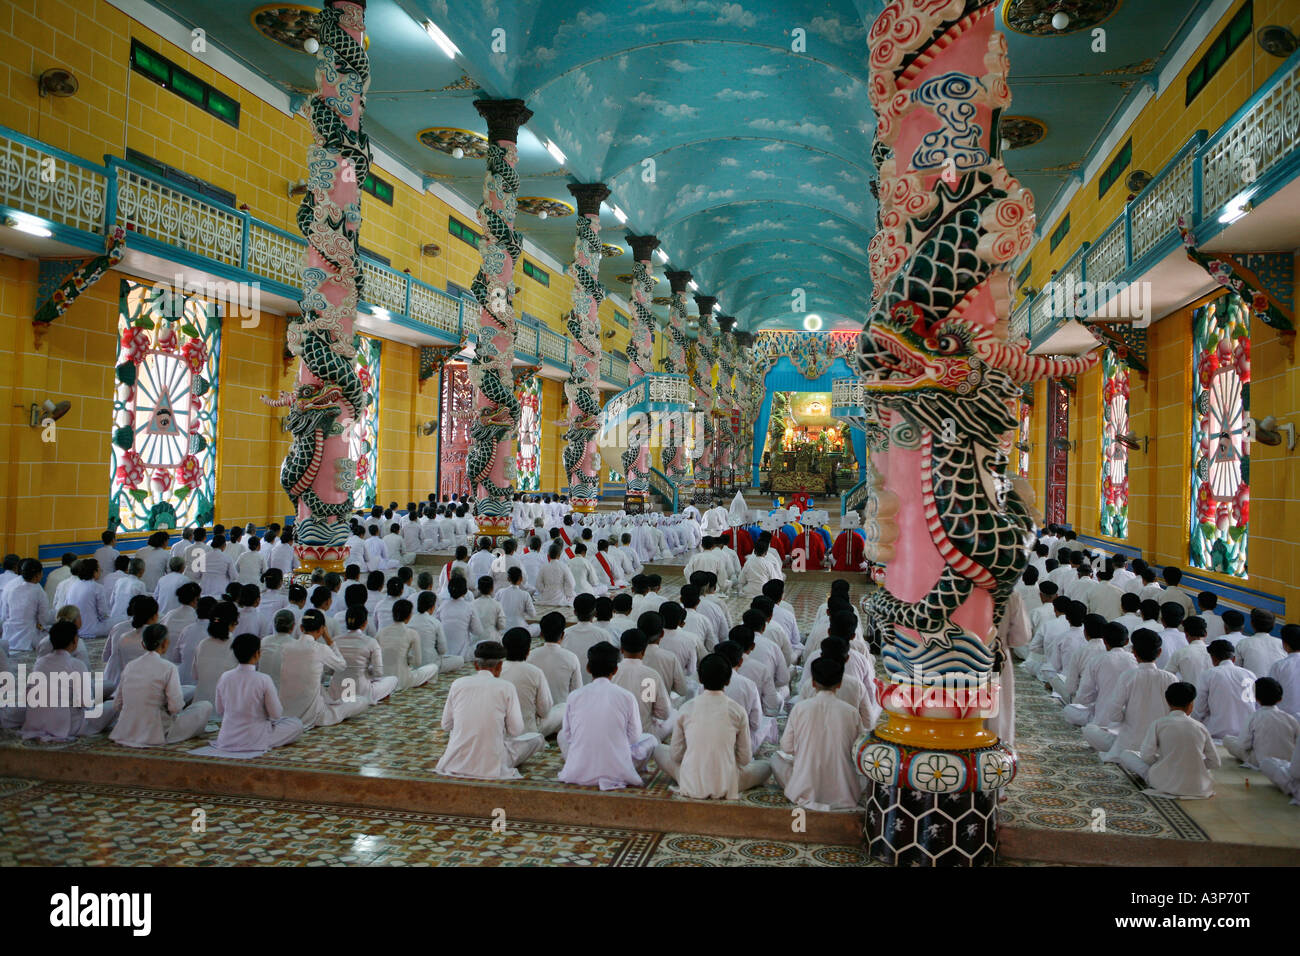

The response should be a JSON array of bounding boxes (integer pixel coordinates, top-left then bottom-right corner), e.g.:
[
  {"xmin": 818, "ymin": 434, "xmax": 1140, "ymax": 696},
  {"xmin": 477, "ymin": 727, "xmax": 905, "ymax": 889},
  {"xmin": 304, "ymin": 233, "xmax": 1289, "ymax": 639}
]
[
  {"xmin": 558, "ymin": 677, "xmax": 653, "ymax": 789},
  {"xmin": 771, "ymin": 690, "xmax": 866, "ymax": 810},
  {"xmin": 437, "ymin": 670, "xmax": 543, "ymax": 780}
]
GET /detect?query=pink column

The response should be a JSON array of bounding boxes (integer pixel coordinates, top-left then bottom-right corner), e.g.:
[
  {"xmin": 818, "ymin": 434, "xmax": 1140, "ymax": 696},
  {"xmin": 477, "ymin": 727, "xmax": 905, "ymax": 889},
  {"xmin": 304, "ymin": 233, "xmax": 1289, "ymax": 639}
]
[
  {"xmin": 562, "ymin": 183, "xmax": 611, "ymax": 513},
  {"xmin": 623, "ymin": 234, "xmax": 660, "ymax": 512},
  {"xmin": 466, "ymin": 99, "xmax": 533, "ymax": 540},
  {"xmin": 278, "ymin": 0, "xmax": 369, "ymax": 576}
]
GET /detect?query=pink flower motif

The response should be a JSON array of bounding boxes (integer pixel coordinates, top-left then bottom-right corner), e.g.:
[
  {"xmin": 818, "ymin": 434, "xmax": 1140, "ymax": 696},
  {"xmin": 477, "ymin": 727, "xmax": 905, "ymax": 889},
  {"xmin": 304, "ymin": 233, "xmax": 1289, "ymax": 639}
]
[
  {"xmin": 150, "ymin": 469, "xmax": 172, "ymax": 495},
  {"xmin": 1234, "ymin": 337, "xmax": 1251, "ymax": 382},
  {"xmin": 115, "ymin": 450, "xmax": 146, "ymax": 489},
  {"xmin": 356, "ymin": 456, "xmax": 370, "ymax": 479},
  {"xmin": 1215, "ymin": 501, "xmax": 1232, "ymax": 533},
  {"xmin": 180, "ymin": 339, "xmax": 207, "ymax": 373},
  {"xmin": 1196, "ymin": 482, "xmax": 1214, "ymax": 523},
  {"xmin": 121, "ymin": 327, "xmax": 150, "ymax": 365},
  {"xmin": 154, "ymin": 324, "xmax": 179, "ymax": 352},
  {"xmin": 357, "ymin": 366, "xmax": 373, "ymax": 390},
  {"xmin": 1233, "ymin": 483, "xmax": 1250, "ymax": 526},
  {"xmin": 178, "ymin": 455, "xmax": 202, "ymax": 489}
]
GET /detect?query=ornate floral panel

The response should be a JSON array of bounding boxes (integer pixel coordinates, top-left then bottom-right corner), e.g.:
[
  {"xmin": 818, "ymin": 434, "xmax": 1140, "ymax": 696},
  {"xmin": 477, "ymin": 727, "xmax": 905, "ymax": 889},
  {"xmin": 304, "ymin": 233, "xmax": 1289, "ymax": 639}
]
[
  {"xmin": 751, "ymin": 331, "xmax": 856, "ymax": 380},
  {"xmin": 515, "ymin": 375, "xmax": 541, "ymax": 491},
  {"xmin": 1099, "ymin": 348, "xmax": 1129, "ymax": 539},
  {"xmin": 439, "ymin": 364, "xmax": 474, "ymax": 499},
  {"xmin": 350, "ymin": 335, "xmax": 381, "ymax": 511},
  {"xmin": 1190, "ymin": 293, "xmax": 1250, "ymax": 577},
  {"xmin": 110, "ymin": 279, "xmax": 220, "ymax": 532}
]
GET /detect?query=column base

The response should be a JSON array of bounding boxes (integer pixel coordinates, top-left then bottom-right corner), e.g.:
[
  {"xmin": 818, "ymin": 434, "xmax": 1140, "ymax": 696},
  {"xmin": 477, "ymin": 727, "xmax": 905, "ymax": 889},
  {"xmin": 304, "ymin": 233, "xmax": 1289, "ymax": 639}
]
[
  {"xmin": 572, "ymin": 500, "xmax": 597, "ymax": 514},
  {"xmin": 855, "ymin": 731, "xmax": 1015, "ymax": 867}
]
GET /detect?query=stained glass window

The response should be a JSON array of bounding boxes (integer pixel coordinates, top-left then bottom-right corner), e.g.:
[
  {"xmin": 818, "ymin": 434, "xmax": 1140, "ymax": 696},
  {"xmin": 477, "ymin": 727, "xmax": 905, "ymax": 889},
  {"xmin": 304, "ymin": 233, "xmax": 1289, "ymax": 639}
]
[
  {"xmin": 110, "ymin": 279, "xmax": 220, "ymax": 531},
  {"xmin": 1099, "ymin": 348, "xmax": 1129, "ymax": 538},
  {"xmin": 1190, "ymin": 293, "xmax": 1250, "ymax": 577},
  {"xmin": 515, "ymin": 376, "xmax": 541, "ymax": 491},
  {"xmin": 350, "ymin": 335, "xmax": 381, "ymax": 510}
]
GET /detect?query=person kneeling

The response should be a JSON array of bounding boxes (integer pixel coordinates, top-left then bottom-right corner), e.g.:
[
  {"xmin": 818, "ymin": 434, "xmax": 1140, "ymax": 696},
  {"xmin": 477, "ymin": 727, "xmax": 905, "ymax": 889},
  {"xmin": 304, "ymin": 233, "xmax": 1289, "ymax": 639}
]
[
  {"xmin": 214, "ymin": 633, "xmax": 303, "ymax": 753},
  {"xmin": 111, "ymin": 624, "xmax": 212, "ymax": 747},
  {"xmin": 557, "ymin": 641, "xmax": 657, "ymax": 790},
  {"xmin": 435, "ymin": 641, "xmax": 545, "ymax": 780},
  {"xmin": 1119, "ymin": 682, "xmax": 1221, "ymax": 798},
  {"xmin": 377, "ymin": 599, "xmax": 439, "ymax": 691},
  {"xmin": 653, "ymin": 652, "xmax": 772, "ymax": 799}
]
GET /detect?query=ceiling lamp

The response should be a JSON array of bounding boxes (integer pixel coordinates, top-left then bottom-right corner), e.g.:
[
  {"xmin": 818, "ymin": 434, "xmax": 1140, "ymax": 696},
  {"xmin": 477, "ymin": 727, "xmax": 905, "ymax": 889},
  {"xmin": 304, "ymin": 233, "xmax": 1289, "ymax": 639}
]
[
  {"xmin": 612, "ymin": 205, "xmax": 628, "ymax": 224},
  {"xmin": 451, "ymin": 147, "xmax": 464, "ymax": 159},
  {"xmin": 655, "ymin": 248, "xmax": 669, "ymax": 264},
  {"xmin": 1218, "ymin": 192, "xmax": 1253, "ymax": 224},
  {"xmin": 688, "ymin": 280, "xmax": 699, "ymax": 292},
  {"xmin": 303, "ymin": 37, "xmax": 319, "ymax": 54},
  {"xmin": 543, "ymin": 138, "xmax": 566, "ymax": 164},
  {"xmin": 3, "ymin": 212, "xmax": 51, "ymax": 237},
  {"xmin": 1051, "ymin": 11, "xmax": 1070, "ymax": 30},
  {"xmin": 803, "ymin": 313, "xmax": 823, "ymax": 331},
  {"xmin": 425, "ymin": 21, "xmax": 460, "ymax": 58}
]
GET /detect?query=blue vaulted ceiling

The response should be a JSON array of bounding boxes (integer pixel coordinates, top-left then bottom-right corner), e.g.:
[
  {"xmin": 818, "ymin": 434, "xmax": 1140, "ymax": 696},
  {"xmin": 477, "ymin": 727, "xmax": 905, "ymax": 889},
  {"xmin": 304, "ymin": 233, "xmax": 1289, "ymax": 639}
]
[{"xmin": 140, "ymin": 0, "xmax": 1212, "ymax": 331}]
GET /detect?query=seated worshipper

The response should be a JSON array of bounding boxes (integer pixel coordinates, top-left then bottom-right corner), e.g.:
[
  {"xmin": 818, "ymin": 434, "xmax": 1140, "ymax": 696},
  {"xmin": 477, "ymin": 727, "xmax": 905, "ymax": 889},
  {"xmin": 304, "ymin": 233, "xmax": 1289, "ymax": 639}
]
[
  {"xmin": 730, "ymin": 624, "xmax": 783, "ymax": 718},
  {"xmin": 1050, "ymin": 611, "xmax": 1106, "ymax": 703},
  {"xmin": 609, "ymin": 591, "xmax": 637, "ymax": 638},
  {"xmin": 1170, "ymin": 616, "xmax": 1213, "ymax": 684},
  {"xmin": 329, "ymin": 606, "xmax": 398, "ymax": 705},
  {"xmin": 751, "ymin": 595, "xmax": 797, "ymax": 669},
  {"xmin": 568, "ymin": 542, "xmax": 605, "ymax": 597},
  {"xmin": 742, "ymin": 607, "xmax": 792, "ymax": 703},
  {"xmin": 1270, "ymin": 625, "xmax": 1300, "ymax": 720},
  {"xmin": 213, "ymin": 633, "xmax": 304, "ymax": 754},
  {"xmin": 762, "ymin": 579, "xmax": 803, "ymax": 660},
  {"xmin": 198, "ymin": 534, "xmax": 237, "ymax": 599},
  {"xmin": 519, "ymin": 536, "xmax": 546, "ymax": 591},
  {"xmin": 436, "ymin": 640, "xmax": 546, "ymax": 780},
  {"xmin": 153, "ymin": 558, "xmax": 190, "ymax": 618},
  {"xmin": 268, "ymin": 528, "xmax": 299, "ymax": 577},
  {"xmin": 678, "ymin": 585, "xmax": 717, "ymax": 651},
  {"xmin": 105, "ymin": 557, "xmax": 149, "ymax": 633},
  {"xmin": 409, "ymin": 591, "xmax": 461, "ymax": 674},
  {"xmin": 1235, "ymin": 609, "xmax": 1284, "ymax": 677},
  {"xmin": 1226, "ymin": 677, "xmax": 1300, "ymax": 767},
  {"xmin": 1027, "ymin": 595, "xmax": 1073, "ymax": 681},
  {"xmin": 65, "ymin": 558, "xmax": 110, "ymax": 639},
  {"xmin": 103, "ymin": 596, "xmax": 160, "ymax": 694},
  {"xmin": 501, "ymin": 627, "xmax": 562, "ymax": 736},
  {"xmin": 174, "ymin": 596, "xmax": 220, "ymax": 682},
  {"xmin": 1261, "ymin": 732, "xmax": 1300, "ymax": 804},
  {"xmin": 1083, "ymin": 629, "xmax": 1177, "ymax": 762},
  {"xmin": 20, "ymin": 620, "xmax": 116, "ymax": 741},
  {"xmin": 1113, "ymin": 592, "xmax": 1145, "ymax": 640},
  {"xmin": 1196, "ymin": 591, "xmax": 1226, "ymax": 640},
  {"xmin": 236, "ymin": 584, "xmax": 268, "ymax": 647},
  {"xmin": 1155, "ymin": 602, "xmax": 1189, "ymax": 671},
  {"xmin": 1193, "ymin": 639, "xmax": 1257, "ymax": 742},
  {"xmin": 694, "ymin": 571, "xmax": 733, "ymax": 640},
  {"xmin": 1160, "ymin": 566, "xmax": 1197, "ymax": 617},
  {"xmin": 111, "ymin": 624, "xmax": 213, "ymax": 747},
  {"xmin": 37, "ymin": 604, "xmax": 91, "ymax": 666},
  {"xmin": 363, "ymin": 570, "xmax": 387, "ymax": 616},
  {"xmin": 640, "ymin": 610, "xmax": 692, "ymax": 701},
  {"xmin": 565, "ymin": 593, "xmax": 616, "ymax": 683},
  {"xmin": 492, "ymin": 538, "xmax": 524, "ymax": 594},
  {"xmin": 473, "ymin": 576, "xmax": 508, "ymax": 640},
  {"xmin": 613, "ymin": 628, "xmax": 675, "ymax": 742},
  {"xmin": 1118, "ymin": 682, "xmax": 1221, "ymax": 799},
  {"xmin": 714, "ymin": 639, "xmax": 775, "ymax": 754},
  {"xmin": 435, "ymin": 575, "xmax": 487, "ymax": 661},
  {"xmin": 43, "ymin": 552, "xmax": 77, "ymax": 606},
  {"xmin": 256, "ymin": 610, "xmax": 298, "ymax": 691},
  {"xmin": 534, "ymin": 542, "xmax": 577, "ymax": 607},
  {"xmin": 364, "ymin": 524, "xmax": 397, "ymax": 572},
  {"xmin": 528, "ymin": 611, "xmax": 583, "ymax": 708},
  {"xmin": 468, "ymin": 537, "xmax": 496, "ymax": 587},
  {"xmin": 618, "ymin": 532, "xmax": 644, "ymax": 578},
  {"xmin": 260, "ymin": 568, "xmax": 290, "ymax": 619},
  {"xmin": 770, "ymin": 655, "xmax": 868, "ymax": 811},
  {"xmin": 399, "ymin": 518, "xmax": 424, "ymax": 565},
  {"xmin": 1041, "ymin": 601, "xmax": 1087, "ymax": 690},
  {"xmin": 653, "ymin": 652, "xmax": 772, "ymax": 799},
  {"xmin": 558, "ymin": 640, "xmax": 657, "ymax": 789},
  {"xmin": 193, "ymin": 614, "xmax": 239, "ymax": 708},
  {"xmin": 592, "ymin": 539, "xmax": 624, "ymax": 591},
  {"xmin": 377, "ymin": 599, "xmax": 439, "ymax": 691},
  {"xmin": 2, "ymin": 558, "xmax": 51, "ymax": 652},
  {"xmin": 278, "ymin": 610, "xmax": 370, "ymax": 729},
  {"xmin": 1064, "ymin": 622, "xmax": 1137, "ymax": 727},
  {"xmin": 235, "ymin": 535, "xmax": 267, "ymax": 587},
  {"xmin": 593, "ymin": 595, "xmax": 618, "ymax": 641},
  {"xmin": 658, "ymin": 601, "xmax": 702, "ymax": 683}
]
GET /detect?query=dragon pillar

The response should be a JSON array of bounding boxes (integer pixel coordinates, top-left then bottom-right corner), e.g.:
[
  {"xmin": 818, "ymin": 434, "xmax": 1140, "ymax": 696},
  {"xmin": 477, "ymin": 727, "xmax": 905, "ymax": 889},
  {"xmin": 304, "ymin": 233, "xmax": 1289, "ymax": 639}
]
[
  {"xmin": 691, "ymin": 296, "xmax": 717, "ymax": 506},
  {"xmin": 467, "ymin": 99, "xmax": 533, "ymax": 541},
  {"xmin": 853, "ymin": 0, "xmax": 1098, "ymax": 865},
  {"xmin": 562, "ymin": 183, "xmax": 610, "ymax": 514},
  {"xmin": 623, "ymin": 234, "xmax": 661, "ymax": 514},
  {"xmin": 277, "ymin": 0, "xmax": 371, "ymax": 577}
]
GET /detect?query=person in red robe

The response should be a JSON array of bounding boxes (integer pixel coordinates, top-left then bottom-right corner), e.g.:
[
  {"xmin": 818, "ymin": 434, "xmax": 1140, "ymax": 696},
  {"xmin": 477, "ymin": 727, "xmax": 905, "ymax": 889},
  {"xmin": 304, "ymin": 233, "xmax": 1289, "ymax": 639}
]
[
  {"xmin": 831, "ymin": 528, "xmax": 867, "ymax": 572},
  {"xmin": 793, "ymin": 526, "xmax": 827, "ymax": 571},
  {"xmin": 723, "ymin": 526, "xmax": 754, "ymax": 565}
]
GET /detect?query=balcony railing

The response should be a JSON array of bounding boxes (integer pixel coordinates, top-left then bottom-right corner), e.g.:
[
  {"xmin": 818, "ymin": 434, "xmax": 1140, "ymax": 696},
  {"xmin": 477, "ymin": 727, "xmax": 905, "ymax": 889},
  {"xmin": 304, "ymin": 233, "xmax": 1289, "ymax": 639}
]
[
  {"xmin": 0, "ymin": 124, "xmax": 636, "ymax": 389},
  {"xmin": 1008, "ymin": 45, "xmax": 1300, "ymax": 349}
]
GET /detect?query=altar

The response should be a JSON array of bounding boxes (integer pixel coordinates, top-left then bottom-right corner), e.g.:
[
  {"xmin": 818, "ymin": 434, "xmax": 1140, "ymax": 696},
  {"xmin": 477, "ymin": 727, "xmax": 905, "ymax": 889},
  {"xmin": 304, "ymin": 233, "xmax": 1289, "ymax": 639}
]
[
  {"xmin": 766, "ymin": 450, "xmax": 852, "ymax": 494},
  {"xmin": 759, "ymin": 389, "xmax": 858, "ymax": 494}
]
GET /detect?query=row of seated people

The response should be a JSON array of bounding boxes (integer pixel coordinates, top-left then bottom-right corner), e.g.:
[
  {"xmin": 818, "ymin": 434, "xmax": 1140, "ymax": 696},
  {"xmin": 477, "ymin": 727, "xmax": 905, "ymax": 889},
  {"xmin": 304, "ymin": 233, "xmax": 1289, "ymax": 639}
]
[{"xmin": 1012, "ymin": 554, "xmax": 1300, "ymax": 804}]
